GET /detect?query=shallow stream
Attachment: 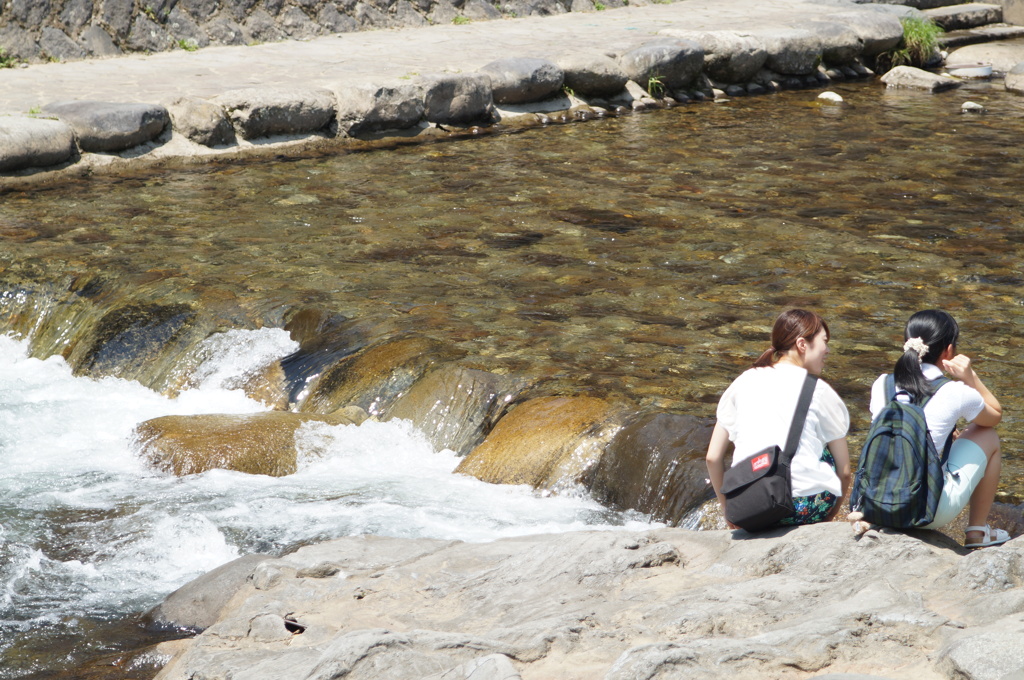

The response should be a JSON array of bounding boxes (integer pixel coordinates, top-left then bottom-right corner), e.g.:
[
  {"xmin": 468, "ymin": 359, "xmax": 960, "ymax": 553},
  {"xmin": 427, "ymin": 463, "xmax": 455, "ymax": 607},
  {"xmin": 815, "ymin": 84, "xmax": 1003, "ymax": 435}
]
[{"xmin": 2, "ymin": 78, "xmax": 1024, "ymax": 677}]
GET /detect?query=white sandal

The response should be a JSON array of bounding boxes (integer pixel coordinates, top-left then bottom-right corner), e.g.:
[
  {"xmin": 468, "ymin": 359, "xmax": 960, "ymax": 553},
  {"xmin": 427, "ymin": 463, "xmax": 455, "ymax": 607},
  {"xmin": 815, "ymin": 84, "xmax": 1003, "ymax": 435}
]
[{"xmin": 964, "ymin": 525, "xmax": 1011, "ymax": 549}]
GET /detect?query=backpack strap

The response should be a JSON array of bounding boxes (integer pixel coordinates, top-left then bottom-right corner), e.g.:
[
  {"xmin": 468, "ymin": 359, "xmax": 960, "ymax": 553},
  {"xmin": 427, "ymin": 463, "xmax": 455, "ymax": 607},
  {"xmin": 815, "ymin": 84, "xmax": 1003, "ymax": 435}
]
[
  {"xmin": 886, "ymin": 374, "xmax": 955, "ymax": 465},
  {"xmin": 781, "ymin": 373, "xmax": 818, "ymax": 465}
]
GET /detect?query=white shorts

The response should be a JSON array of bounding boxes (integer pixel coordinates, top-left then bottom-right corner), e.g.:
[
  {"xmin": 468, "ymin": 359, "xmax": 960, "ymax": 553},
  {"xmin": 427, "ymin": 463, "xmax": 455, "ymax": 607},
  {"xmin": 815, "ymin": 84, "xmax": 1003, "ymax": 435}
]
[{"xmin": 920, "ymin": 437, "xmax": 988, "ymax": 530}]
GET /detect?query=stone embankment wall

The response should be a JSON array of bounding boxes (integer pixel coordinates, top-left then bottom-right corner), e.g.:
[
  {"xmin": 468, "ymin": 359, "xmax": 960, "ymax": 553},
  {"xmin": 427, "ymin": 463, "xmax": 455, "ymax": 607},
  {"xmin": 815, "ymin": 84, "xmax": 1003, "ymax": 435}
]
[{"xmin": 0, "ymin": 0, "xmax": 618, "ymax": 62}]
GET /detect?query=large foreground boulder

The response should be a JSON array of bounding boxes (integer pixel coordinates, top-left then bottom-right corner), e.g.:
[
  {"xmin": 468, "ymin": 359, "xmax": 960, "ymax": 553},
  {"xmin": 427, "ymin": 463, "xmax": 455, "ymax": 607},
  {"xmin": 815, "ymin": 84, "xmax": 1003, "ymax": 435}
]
[
  {"xmin": 149, "ymin": 524, "xmax": 1024, "ymax": 680},
  {"xmin": 0, "ymin": 116, "xmax": 77, "ymax": 172},
  {"xmin": 134, "ymin": 409, "xmax": 368, "ymax": 476},
  {"xmin": 41, "ymin": 100, "xmax": 170, "ymax": 152}
]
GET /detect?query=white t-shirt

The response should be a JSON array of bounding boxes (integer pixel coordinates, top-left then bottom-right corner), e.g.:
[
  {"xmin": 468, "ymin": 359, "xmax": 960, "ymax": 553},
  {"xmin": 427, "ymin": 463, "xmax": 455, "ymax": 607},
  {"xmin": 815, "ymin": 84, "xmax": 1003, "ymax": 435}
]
[
  {"xmin": 869, "ymin": 363, "xmax": 985, "ymax": 451},
  {"xmin": 716, "ymin": 363, "xmax": 850, "ymax": 497}
]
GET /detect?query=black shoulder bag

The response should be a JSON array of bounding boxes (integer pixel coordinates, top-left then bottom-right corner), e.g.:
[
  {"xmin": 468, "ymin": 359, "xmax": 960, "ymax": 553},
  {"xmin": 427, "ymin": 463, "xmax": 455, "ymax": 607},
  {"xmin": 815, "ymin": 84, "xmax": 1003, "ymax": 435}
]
[{"xmin": 719, "ymin": 372, "xmax": 818, "ymax": 532}]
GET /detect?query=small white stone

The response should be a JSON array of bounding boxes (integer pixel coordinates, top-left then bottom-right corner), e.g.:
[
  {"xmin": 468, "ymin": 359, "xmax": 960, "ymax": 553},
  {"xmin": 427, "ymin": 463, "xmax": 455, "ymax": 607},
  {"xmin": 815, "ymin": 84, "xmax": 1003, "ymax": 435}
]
[
  {"xmin": 961, "ymin": 101, "xmax": 985, "ymax": 113},
  {"xmin": 818, "ymin": 91, "xmax": 843, "ymax": 103}
]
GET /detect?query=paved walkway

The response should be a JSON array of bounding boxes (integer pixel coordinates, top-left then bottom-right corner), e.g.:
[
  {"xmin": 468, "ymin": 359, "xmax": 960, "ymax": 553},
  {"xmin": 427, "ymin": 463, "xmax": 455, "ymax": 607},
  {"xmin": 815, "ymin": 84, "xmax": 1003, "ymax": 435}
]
[{"xmin": 0, "ymin": 0, "xmax": 845, "ymax": 115}]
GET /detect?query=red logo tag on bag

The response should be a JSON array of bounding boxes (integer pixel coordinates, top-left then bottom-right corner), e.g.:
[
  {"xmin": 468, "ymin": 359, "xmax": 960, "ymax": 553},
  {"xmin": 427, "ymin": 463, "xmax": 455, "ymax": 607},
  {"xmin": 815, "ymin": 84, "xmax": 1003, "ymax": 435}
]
[{"xmin": 751, "ymin": 453, "xmax": 770, "ymax": 472}]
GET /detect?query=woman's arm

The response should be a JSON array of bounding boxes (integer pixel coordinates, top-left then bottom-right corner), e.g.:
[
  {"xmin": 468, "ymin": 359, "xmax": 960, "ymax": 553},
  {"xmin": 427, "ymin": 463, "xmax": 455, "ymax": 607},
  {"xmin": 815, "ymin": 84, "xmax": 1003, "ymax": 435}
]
[
  {"xmin": 824, "ymin": 437, "xmax": 851, "ymax": 521},
  {"xmin": 942, "ymin": 354, "xmax": 1002, "ymax": 427},
  {"xmin": 705, "ymin": 422, "xmax": 739, "ymax": 529}
]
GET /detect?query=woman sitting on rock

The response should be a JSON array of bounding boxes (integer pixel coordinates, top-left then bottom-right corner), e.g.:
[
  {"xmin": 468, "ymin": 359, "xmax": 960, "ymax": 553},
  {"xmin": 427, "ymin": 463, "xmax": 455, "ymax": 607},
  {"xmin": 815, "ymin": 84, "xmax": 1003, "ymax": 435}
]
[
  {"xmin": 859, "ymin": 309, "xmax": 1009, "ymax": 548},
  {"xmin": 706, "ymin": 309, "xmax": 852, "ymax": 529}
]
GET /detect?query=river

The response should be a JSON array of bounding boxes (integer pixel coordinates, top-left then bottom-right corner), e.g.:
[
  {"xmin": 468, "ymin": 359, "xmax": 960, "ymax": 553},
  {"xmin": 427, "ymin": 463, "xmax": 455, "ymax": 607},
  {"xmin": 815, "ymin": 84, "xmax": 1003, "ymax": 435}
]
[{"xmin": 2, "ymin": 77, "xmax": 1024, "ymax": 677}]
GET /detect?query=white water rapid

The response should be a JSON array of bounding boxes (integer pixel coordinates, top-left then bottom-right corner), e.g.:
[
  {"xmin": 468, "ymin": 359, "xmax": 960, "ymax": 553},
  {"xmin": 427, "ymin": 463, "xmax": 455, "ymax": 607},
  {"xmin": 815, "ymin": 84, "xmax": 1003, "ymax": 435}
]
[{"xmin": 0, "ymin": 330, "xmax": 655, "ymax": 672}]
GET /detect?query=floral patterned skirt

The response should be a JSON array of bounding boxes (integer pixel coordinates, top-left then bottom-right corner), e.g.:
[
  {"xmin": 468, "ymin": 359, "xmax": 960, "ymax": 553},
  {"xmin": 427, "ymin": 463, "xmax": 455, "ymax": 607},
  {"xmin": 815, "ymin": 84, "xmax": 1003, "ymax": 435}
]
[{"xmin": 775, "ymin": 449, "xmax": 839, "ymax": 527}]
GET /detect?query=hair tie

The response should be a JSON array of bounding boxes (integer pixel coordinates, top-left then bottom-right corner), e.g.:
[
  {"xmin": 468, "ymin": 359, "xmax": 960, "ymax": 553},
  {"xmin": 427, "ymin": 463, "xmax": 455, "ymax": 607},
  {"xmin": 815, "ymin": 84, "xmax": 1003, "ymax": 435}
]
[{"xmin": 903, "ymin": 337, "xmax": 929, "ymax": 360}]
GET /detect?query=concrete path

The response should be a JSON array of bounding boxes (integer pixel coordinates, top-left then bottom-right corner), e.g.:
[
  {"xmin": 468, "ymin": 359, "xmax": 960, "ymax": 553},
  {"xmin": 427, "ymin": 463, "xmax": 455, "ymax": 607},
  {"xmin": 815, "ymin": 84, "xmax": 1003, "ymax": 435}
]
[{"xmin": 0, "ymin": 0, "xmax": 853, "ymax": 115}]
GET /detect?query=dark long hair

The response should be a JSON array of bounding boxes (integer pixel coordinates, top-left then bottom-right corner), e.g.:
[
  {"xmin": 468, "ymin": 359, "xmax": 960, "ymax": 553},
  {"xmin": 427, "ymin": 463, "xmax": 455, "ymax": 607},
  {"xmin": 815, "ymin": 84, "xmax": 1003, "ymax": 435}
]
[
  {"xmin": 894, "ymin": 309, "xmax": 960, "ymax": 401},
  {"xmin": 753, "ymin": 309, "xmax": 830, "ymax": 368}
]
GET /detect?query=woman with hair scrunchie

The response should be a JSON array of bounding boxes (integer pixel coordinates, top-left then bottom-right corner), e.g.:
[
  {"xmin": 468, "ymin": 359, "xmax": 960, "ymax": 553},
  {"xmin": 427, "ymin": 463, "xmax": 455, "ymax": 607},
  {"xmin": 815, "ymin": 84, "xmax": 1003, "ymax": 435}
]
[
  {"xmin": 863, "ymin": 309, "xmax": 1008, "ymax": 548},
  {"xmin": 706, "ymin": 309, "xmax": 852, "ymax": 530}
]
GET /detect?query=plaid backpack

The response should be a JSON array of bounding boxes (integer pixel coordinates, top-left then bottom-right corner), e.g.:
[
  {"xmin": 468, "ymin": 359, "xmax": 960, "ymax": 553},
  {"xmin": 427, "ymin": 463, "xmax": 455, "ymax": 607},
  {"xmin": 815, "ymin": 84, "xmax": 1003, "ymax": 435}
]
[{"xmin": 850, "ymin": 375, "xmax": 952, "ymax": 529}]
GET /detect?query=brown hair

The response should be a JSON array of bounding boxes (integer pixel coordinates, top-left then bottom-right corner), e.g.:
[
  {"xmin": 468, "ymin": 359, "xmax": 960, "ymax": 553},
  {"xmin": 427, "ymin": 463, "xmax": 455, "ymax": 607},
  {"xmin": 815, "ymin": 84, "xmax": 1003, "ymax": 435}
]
[{"xmin": 753, "ymin": 309, "xmax": 830, "ymax": 368}]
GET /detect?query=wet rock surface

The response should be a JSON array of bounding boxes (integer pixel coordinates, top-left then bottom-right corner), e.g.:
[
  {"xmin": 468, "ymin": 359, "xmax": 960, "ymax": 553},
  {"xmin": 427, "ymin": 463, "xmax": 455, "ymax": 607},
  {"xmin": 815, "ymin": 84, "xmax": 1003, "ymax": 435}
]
[
  {"xmin": 880, "ymin": 64, "xmax": 962, "ymax": 91},
  {"xmin": 148, "ymin": 524, "xmax": 1024, "ymax": 680}
]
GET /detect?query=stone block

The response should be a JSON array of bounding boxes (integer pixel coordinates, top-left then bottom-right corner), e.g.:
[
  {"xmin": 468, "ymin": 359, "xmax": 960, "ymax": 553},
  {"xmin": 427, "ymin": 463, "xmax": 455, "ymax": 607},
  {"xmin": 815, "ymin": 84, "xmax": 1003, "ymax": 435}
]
[
  {"xmin": 753, "ymin": 27, "xmax": 822, "ymax": 75},
  {"xmin": 166, "ymin": 96, "xmax": 235, "ymax": 146},
  {"xmin": 127, "ymin": 15, "xmax": 174, "ymax": 52},
  {"xmin": 40, "ymin": 27, "xmax": 87, "ymax": 61},
  {"xmin": 661, "ymin": 29, "xmax": 766, "ymax": 83},
  {"xmin": 880, "ymin": 65, "xmax": 960, "ymax": 91},
  {"xmin": 211, "ymin": 87, "xmax": 337, "ymax": 139},
  {"xmin": 203, "ymin": 14, "xmax": 246, "ymax": 44},
  {"xmin": 0, "ymin": 116, "xmax": 77, "ymax": 173},
  {"xmin": 60, "ymin": 0, "xmax": 95, "ymax": 34},
  {"xmin": 428, "ymin": 0, "xmax": 459, "ymax": 24},
  {"xmin": 556, "ymin": 52, "xmax": 628, "ymax": 97},
  {"xmin": 499, "ymin": 0, "xmax": 565, "ymax": 16},
  {"xmin": 462, "ymin": 0, "xmax": 502, "ymax": 20},
  {"xmin": 617, "ymin": 40, "xmax": 704, "ymax": 90},
  {"xmin": 800, "ymin": 19, "xmax": 863, "ymax": 66},
  {"xmin": 79, "ymin": 24, "xmax": 121, "ymax": 56},
  {"xmin": 333, "ymin": 81, "xmax": 425, "ymax": 136},
  {"xmin": 318, "ymin": 4, "xmax": 358, "ymax": 32},
  {"xmin": 178, "ymin": 0, "xmax": 220, "ymax": 22},
  {"xmin": 10, "ymin": 0, "xmax": 51, "ymax": 26},
  {"xmin": 101, "ymin": 0, "xmax": 135, "ymax": 38},
  {"xmin": 419, "ymin": 72, "xmax": 494, "ymax": 124},
  {"xmin": 479, "ymin": 57, "xmax": 564, "ymax": 104},
  {"xmin": 41, "ymin": 100, "xmax": 170, "ymax": 152},
  {"xmin": 354, "ymin": 3, "xmax": 391, "ymax": 28},
  {"xmin": 828, "ymin": 9, "xmax": 903, "ymax": 57},
  {"xmin": 242, "ymin": 8, "xmax": 287, "ymax": 42},
  {"xmin": 392, "ymin": 0, "xmax": 429, "ymax": 26},
  {"xmin": 166, "ymin": 6, "xmax": 210, "ymax": 47},
  {"xmin": 0, "ymin": 24, "xmax": 40, "ymax": 60},
  {"xmin": 1006, "ymin": 61, "xmax": 1024, "ymax": 95},
  {"xmin": 279, "ymin": 6, "xmax": 323, "ymax": 37}
]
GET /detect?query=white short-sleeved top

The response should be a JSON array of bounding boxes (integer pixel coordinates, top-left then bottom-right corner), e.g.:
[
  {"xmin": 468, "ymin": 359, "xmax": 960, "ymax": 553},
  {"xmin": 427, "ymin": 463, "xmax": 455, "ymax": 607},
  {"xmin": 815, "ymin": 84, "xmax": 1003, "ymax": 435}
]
[
  {"xmin": 869, "ymin": 363, "xmax": 985, "ymax": 451},
  {"xmin": 716, "ymin": 363, "xmax": 850, "ymax": 497}
]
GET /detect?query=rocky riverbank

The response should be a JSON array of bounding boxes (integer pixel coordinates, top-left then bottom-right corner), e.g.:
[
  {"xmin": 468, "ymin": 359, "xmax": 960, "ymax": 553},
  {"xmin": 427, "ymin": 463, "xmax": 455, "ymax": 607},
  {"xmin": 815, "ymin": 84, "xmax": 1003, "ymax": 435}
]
[
  {"xmin": 0, "ymin": 0, "xmax": 927, "ymax": 183},
  {"xmin": 140, "ymin": 522, "xmax": 1024, "ymax": 680}
]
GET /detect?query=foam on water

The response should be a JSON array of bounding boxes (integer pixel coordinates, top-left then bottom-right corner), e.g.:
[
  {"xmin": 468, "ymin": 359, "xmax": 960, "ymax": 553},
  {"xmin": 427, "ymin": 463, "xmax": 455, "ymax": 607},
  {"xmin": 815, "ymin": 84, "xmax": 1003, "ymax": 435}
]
[{"xmin": 0, "ymin": 331, "xmax": 655, "ymax": 642}]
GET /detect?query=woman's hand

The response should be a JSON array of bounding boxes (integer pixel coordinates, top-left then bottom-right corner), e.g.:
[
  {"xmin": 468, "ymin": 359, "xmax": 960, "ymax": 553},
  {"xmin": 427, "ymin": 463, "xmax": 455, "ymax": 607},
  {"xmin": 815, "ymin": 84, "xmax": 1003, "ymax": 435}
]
[{"xmin": 941, "ymin": 353, "xmax": 975, "ymax": 381}]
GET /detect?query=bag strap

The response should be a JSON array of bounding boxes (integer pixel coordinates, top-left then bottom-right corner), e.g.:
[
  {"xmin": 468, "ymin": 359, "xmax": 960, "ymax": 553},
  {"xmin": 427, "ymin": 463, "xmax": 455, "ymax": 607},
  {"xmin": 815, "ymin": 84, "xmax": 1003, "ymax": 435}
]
[
  {"xmin": 781, "ymin": 372, "xmax": 818, "ymax": 465},
  {"xmin": 885, "ymin": 373, "xmax": 955, "ymax": 464}
]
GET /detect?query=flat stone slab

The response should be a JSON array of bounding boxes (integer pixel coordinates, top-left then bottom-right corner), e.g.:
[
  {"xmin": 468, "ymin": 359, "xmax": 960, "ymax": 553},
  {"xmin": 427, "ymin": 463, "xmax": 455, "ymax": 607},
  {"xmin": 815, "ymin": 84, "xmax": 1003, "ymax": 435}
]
[
  {"xmin": 0, "ymin": 116, "xmax": 77, "ymax": 172},
  {"xmin": 923, "ymin": 2, "xmax": 1003, "ymax": 31},
  {"xmin": 948, "ymin": 40, "xmax": 1024, "ymax": 73},
  {"xmin": 40, "ymin": 100, "xmax": 170, "ymax": 152}
]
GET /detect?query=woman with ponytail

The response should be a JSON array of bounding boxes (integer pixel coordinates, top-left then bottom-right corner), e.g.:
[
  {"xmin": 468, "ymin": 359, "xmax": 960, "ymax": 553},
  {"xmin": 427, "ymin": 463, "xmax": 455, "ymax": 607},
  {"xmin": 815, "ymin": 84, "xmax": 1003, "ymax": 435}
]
[
  {"xmin": 867, "ymin": 309, "xmax": 1008, "ymax": 548},
  {"xmin": 706, "ymin": 309, "xmax": 851, "ymax": 530}
]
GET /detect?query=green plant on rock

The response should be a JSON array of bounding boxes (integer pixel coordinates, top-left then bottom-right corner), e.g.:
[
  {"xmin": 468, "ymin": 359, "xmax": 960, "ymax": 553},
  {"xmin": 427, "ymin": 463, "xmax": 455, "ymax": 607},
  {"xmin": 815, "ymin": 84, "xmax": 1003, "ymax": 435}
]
[
  {"xmin": 594, "ymin": 1, "xmax": 606, "ymax": 9},
  {"xmin": 143, "ymin": 4, "xmax": 158, "ymax": 21},
  {"xmin": 177, "ymin": 38, "xmax": 199, "ymax": 51},
  {"xmin": 562, "ymin": 84, "xmax": 576, "ymax": 97},
  {"xmin": 28, "ymin": 106, "xmax": 42, "ymax": 115},
  {"xmin": 0, "ymin": 47, "xmax": 22, "ymax": 68},
  {"xmin": 877, "ymin": 16, "xmax": 944, "ymax": 71},
  {"xmin": 453, "ymin": 15, "xmax": 470, "ymax": 24},
  {"xmin": 647, "ymin": 74, "xmax": 665, "ymax": 97}
]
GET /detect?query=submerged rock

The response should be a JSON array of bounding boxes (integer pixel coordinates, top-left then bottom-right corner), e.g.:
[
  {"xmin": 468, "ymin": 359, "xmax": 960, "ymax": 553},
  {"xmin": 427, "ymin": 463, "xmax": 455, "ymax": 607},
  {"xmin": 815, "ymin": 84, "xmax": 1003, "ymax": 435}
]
[
  {"xmin": 454, "ymin": 395, "xmax": 618, "ymax": 488},
  {"xmin": 299, "ymin": 335, "xmax": 461, "ymax": 416},
  {"xmin": 134, "ymin": 409, "xmax": 368, "ymax": 476}
]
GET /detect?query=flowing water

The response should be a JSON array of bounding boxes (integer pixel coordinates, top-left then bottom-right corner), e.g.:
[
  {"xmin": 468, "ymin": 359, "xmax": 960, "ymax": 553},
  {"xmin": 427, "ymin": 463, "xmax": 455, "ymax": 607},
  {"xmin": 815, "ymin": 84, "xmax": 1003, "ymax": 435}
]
[{"xmin": 2, "ymin": 78, "xmax": 1024, "ymax": 677}]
